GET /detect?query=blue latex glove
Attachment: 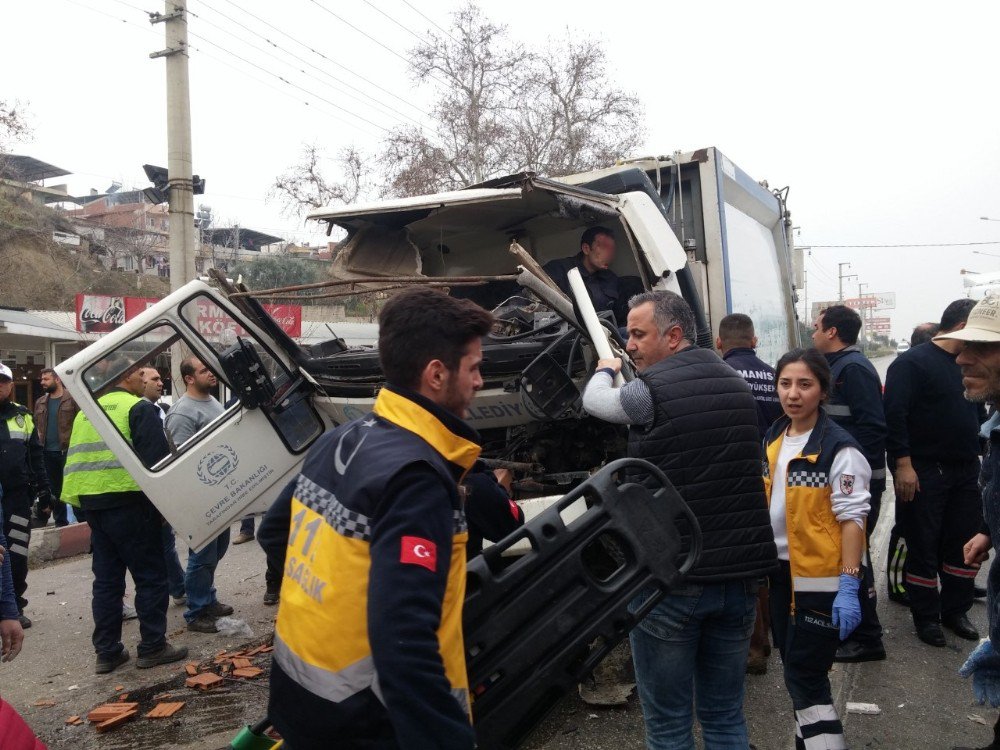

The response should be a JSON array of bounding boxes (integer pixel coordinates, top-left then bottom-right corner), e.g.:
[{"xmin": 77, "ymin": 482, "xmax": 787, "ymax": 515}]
[
  {"xmin": 831, "ymin": 573, "xmax": 862, "ymax": 640},
  {"xmin": 960, "ymin": 639, "xmax": 1000, "ymax": 707}
]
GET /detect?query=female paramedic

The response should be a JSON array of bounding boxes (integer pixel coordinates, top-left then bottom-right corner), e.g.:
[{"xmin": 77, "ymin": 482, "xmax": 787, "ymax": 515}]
[{"xmin": 763, "ymin": 347, "xmax": 870, "ymax": 749}]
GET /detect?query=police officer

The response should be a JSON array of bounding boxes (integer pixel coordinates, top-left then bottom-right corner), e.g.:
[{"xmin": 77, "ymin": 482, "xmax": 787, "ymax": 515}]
[
  {"xmin": 812, "ymin": 304, "xmax": 888, "ymax": 663},
  {"xmin": 260, "ymin": 288, "xmax": 493, "ymax": 749},
  {"xmin": 63, "ymin": 359, "xmax": 187, "ymax": 674},
  {"xmin": 0, "ymin": 363, "xmax": 51, "ymax": 629}
]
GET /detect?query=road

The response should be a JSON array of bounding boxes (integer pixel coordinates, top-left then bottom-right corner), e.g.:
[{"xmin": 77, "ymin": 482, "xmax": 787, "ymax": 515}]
[{"xmin": 9, "ymin": 354, "xmax": 998, "ymax": 749}]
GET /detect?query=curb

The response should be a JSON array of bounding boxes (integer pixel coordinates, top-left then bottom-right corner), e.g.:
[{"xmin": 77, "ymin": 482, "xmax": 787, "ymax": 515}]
[{"xmin": 27, "ymin": 521, "xmax": 90, "ymax": 565}]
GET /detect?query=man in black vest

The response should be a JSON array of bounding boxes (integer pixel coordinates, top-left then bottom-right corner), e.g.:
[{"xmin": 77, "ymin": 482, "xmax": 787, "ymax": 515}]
[
  {"xmin": 812, "ymin": 304, "xmax": 888, "ymax": 663},
  {"xmin": 884, "ymin": 299, "xmax": 984, "ymax": 646},
  {"xmin": 583, "ymin": 290, "xmax": 776, "ymax": 750}
]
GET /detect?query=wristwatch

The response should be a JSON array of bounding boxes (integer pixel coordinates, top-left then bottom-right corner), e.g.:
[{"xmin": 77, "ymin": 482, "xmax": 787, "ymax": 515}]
[{"xmin": 841, "ymin": 565, "xmax": 863, "ymax": 579}]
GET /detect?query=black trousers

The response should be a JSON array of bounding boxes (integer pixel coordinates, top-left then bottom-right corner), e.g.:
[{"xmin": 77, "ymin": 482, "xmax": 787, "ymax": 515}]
[
  {"xmin": 769, "ymin": 562, "xmax": 846, "ymax": 750},
  {"xmin": 41, "ymin": 450, "xmax": 69, "ymax": 526},
  {"xmin": 86, "ymin": 499, "xmax": 168, "ymax": 658},
  {"xmin": 1, "ymin": 486, "xmax": 32, "ymax": 612},
  {"xmin": 898, "ymin": 458, "xmax": 982, "ymax": 623}
]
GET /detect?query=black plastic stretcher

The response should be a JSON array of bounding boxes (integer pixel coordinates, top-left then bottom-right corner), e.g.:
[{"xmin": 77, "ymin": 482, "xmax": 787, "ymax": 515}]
[{"xmin": 464, "ymin": 458, "xmax": 702, "ymax": 749}]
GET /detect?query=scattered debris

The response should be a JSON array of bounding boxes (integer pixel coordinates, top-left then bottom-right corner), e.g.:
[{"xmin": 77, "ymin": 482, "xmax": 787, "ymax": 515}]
[
  {"xmin": 95, "ymin": 709, "xmax": 138, "ymax": 733},
  {"xmin": 232, "ymin": 657, "xmax": 252, "ymax": 669},
  {"xmin": 32, "ymin": 699, "xmax": 56, "ymax": 708},
  {"xmin": 65, "ymin": 715, "xmax": 83, "ymax": 726},
  {"xmin": 117, "ymin": 694, "xmax": 129, "ymax": 702},
  {"xmin": 185, "ymin": 673, "xmax": 225, "ymax": 692},
  {"xmin": 114, "ymin": 685, "xmax": 124, "ymax": 692},
  {"xmin": 969, "ymin": 714, "xmax": 990, "ymax": 726},
  {"xmin": 232, "ymin": 667, "xmax": 264, "ymax": 679},
  {"xmin": 184, "ymin": 663, "xmax": 199, "ymax": 677},
  {"xmin": 145, "ymin": 701, "xmax": 186, "ymax": 719},
  {"xmin": 846, "ymin": 702, "xmax": 881, "ymax": 715},
  {"xmin": 87, "ymin": 703, "xmax": 139, "ymax": 724},
  {"xmin": 67, "ymin": 685, "xmax": 80, "ymax": 691}
]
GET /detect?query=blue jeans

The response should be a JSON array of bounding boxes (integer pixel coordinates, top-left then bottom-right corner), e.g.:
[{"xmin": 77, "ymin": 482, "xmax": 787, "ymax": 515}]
[
  {"xmin": 629, "ymin": 579, "xmax": 758, "ymax": 750},
  {"xmin": 184, "ymin": 529, "xmax": 230, "ymax": 623},
  {"xmin": 161, "ymin": 524, "xmax": 186, "ymax": 599},
  {"xmin": 87, "ymin": 499, "xmax": 168, "ymax": 658}
]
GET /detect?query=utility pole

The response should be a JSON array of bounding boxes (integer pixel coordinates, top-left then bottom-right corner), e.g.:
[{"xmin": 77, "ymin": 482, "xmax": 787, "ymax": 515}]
[
  {"xmin": 838, "ymin": 262, "xmax": 857, "ymax": 302},
  {"xmin": 151, "ymin": 0, "xmax": 197, "ymax": 292},
  {"xmin": 858, "ymin": 281, "xmax": 869, "ymax": 352}
]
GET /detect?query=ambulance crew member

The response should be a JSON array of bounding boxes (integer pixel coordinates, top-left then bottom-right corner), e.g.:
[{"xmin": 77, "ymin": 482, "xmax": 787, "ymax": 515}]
[
  {"xmin": 265, "ymin": 288, "xmax": 493, "ymax": 749},
  {"xmin": 764, "ymin": 348, "xmax": 870, "ymax": 750}
]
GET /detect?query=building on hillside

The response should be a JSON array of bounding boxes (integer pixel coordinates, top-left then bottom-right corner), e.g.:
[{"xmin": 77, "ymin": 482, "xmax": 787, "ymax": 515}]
[{"xmin": 0, "ymin": 154, "xmax": 76, "ymax": 207}]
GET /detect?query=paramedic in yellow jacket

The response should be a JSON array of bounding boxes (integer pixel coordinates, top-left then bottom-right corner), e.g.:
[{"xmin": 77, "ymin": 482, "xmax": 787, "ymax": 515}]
[
  {"xmin": 264, "ymin": 287, "xmax": 493, "ymax": 750},
  {"xmin": 763, "ymin": 347, "xmax": 870, "ymax": 750}
]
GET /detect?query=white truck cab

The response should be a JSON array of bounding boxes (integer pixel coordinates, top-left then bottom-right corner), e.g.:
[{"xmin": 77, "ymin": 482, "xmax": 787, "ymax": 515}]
[{"xmin": 56, "ymin": 148, "xmax": 799, "ymax": 550}]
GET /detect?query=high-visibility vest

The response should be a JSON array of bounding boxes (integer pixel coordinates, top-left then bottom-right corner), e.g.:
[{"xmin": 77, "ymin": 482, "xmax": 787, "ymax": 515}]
[
  {"xmin": 62, "ymin": 391, "xmax": 142, "ymax": 507},
  {"xmin": 3, "ymin": 407, "xmax": 33, "ymax": 443}
]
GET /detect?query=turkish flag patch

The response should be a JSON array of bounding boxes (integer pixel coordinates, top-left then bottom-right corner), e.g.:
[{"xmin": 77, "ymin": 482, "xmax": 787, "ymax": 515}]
[{"xmin": 400, "ymin": 536, "xmax": 437, "ymax": 572}]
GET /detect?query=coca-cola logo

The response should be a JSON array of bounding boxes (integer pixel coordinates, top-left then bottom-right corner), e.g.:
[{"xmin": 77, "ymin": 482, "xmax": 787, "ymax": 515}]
[{"xmin": 78, "ymin": 296, "xmax": 126, "ymax": 333}]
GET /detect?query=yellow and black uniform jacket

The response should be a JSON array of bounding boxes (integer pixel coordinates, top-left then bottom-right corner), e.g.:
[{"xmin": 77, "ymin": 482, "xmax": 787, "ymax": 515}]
[
  {"xmin": 762, "ymin": 411, "xmax": 863, "ymax": 612},
  {"xmin": 267, "ymin": 385, "xmax": 480, "ymax": 750}
]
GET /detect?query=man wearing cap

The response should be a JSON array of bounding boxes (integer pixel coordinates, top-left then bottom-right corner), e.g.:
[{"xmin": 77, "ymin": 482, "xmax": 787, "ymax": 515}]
[
  {"xmin": 930, "ymin": 296, "xmax": 1000, "ymax": 750},
  {"xmin": 883, "ymin": 299, "xmax": 984, "ymax": 647},
  {"xmin": 0, "ymin": 363, "xmax": 51, "ymax": 629},
  {"xmin": 812, "ymin": 304, "xmax": 888, "ymax": 663}
]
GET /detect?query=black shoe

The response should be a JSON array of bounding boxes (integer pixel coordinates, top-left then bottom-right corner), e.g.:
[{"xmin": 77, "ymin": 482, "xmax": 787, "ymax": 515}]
[
  {"xmin": 834, "ymin": 640, "xmax": 887, "ymax": 663},
  {"xmin": 888, "ymin": 590, "xmax": 911, "ymax": 607},
  {"xmin": 263, "ymin": 586, "xmax": 280, "ymax": 606},
  {"xmin": 18, "ymin": 614, "xmax": 31, "ymax": 629},
  {"xmin": 187, "ymin": 614, "xmax": 219, "ymax": 633},
  {"xmin": 916, "ymin": 621, "xmax": 947, "ymax": 647},
  {"xmin": 136, "ymin": 642, "xmax": 188, "ymax": 668},
  {"xmin": 206, "ymin": 601, "xmax": 234, "ymax": 617},
  {"xmin": 975, "ymin": 585, "xmax": 988, "ymax": 599},
  {"xmin": 943, "ymin": 613, "xmax": 981, "ymax": 641},
  {"xmin": 95, "ymin": 648, "xmax": 130, "ymax": 674}
]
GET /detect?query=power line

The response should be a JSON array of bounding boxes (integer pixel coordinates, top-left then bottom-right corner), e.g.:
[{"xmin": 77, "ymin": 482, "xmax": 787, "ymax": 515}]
[
  {"xmin": 55, "ymin": 0, "xmax": 157, "ymax": 33},
  {"xmin": 185, "ymin": 29, "xmax": 391, "ymax": 134},
  {"xmin": 398, "ymin": 0, "xmax": 458, "ymax": 43},
  {"xmin": 210, "ymin": 0, "xmax": 427, "ymax": 116},
  {"xmin": 809, "ymin": 241, "xmax": 1000, "ymax": 248},
  {"xmin": 361, "ymin": 0, "xmax": 428, "ymax": 45},
  {"xmin": 306, "ymin": 0, "xmax": 448, "ymax": 87},
  {"xmin": 192, "ymin": 0, "xmax": 429, "ymax": 130}
]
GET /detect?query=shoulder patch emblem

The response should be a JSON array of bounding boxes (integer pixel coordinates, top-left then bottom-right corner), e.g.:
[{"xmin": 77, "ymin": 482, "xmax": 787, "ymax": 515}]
[
  {"xmin": 15, "ymin": 414, "xmax": 25, "ymax": 428},
  {"xmin": 400, "ymin": 536, "xmax": 437, "ymax": 572},
  {"xmin": 840, "ymin": 474, "xmax": 855, "ymax": 495}
]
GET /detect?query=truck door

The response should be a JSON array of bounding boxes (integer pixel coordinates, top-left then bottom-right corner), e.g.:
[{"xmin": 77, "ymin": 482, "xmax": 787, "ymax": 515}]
[{"xmin": 57, "ymin": 282, "xmax": 329, "ymax": 551}]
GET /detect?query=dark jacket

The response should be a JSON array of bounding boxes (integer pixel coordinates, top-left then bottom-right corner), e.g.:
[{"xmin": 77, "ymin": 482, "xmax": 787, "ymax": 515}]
[
  {"xmin": 0, "ymin": 487, "xmax": 17, "ymax": 621},
  {"xmin": 268, "ymin": 385, "xmax": 478, "ymax": 750},
  {"xmin": 722, "ymin": 347, "xmax": 783, "ymax": 441},
  {"xmin": 0, "ymin": 400, "xmax": 48, "ymax": 497},
  {"xmin": 823, "ymin": 346, "xmax": 887, "ymax": 477},
  {"xmin": 32, "ymin": 391, "xmax": 79, "ymax": 452},
  {"xmin": 978, "ymin": 414, "xmax": 1000, "ymax": 647},
  {"xmin": 541, "ymin": 254, "xmax": 639, "ymax": 325},
  {"xmin": 883, "ymin": 342, "xmax": 984, "ymax": 465},
  {"xmin": 627, "ymin": 347, "xmax": 777, "ymax": 583},
  {"xmin": 463, "ymin": 461, "xmax": 524, "ymax": 559}
]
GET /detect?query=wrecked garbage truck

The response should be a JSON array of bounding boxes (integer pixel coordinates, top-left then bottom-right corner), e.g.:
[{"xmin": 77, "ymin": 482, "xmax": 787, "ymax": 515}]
[{"xmin": 55, "ymin": 146, "xmax": 796, "ymax": 747}]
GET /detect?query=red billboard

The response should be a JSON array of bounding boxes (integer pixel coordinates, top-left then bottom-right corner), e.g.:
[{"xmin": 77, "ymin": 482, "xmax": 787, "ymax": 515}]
[{"xmin": 75, "ymin": 294, "xmax": 302, "ymax": 338}]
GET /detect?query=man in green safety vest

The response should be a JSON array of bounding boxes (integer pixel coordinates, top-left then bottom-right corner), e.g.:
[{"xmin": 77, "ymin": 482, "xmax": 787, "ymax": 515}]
[
  {"xmin": 63, "ymin": 359, "xmax": 188, "ymax": 674},
  {"xmin": 0, "ymin": 363, "xmax": 51, "ymax": 630}
]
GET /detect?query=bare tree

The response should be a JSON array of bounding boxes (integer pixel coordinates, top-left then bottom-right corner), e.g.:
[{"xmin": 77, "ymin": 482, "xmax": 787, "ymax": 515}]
[
  {"xmin": 0, "ymin": 99, "xmax": 31, "ymax": 154},
  {"xmin": 271, "ymin": 144, "xmax": 372, "ymax": 217},
  {"xmin": 272, "ymin": 3, "xmax": 645, "ymax": 210}
]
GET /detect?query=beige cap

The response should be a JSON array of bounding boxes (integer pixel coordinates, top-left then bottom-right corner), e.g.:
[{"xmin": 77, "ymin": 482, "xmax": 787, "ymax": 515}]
[{"xmin": 935, "ymin": 295, "xmax": 1000, "ymax": 343}]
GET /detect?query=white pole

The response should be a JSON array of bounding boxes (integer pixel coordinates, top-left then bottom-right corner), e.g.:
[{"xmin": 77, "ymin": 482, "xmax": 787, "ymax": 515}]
[{"xmin": 567, "ymin": 268, "xmax": 624, "ymax": 387}]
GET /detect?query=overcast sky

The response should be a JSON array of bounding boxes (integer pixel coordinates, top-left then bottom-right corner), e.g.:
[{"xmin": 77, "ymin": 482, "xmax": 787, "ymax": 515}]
[{"xmin": 6, "ymin": 0, "xmax": 999, "ymax": 339}]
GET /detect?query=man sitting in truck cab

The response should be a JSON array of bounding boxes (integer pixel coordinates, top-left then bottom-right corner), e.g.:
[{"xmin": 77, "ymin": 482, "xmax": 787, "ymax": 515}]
[{"xmin": 542, "ymin": 226, "xmax": 635, "ymax": 325}]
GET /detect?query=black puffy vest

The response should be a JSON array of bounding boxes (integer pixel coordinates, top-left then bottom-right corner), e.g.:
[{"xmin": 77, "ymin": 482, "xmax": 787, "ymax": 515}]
[{"xmin": 627, "ymin": 347, "xmax": 777, "ymax": 583}]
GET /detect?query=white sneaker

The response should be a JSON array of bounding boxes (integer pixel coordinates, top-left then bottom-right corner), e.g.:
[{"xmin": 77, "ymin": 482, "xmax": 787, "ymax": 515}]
[
  {"xmin": 172, "ymin": 594, "xmax": 187, "ymax": 606},
  {"xmin": 122, "ymin": 602, "xmax": 138, "ymax": 621}
]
